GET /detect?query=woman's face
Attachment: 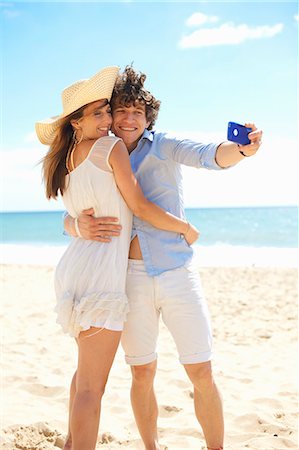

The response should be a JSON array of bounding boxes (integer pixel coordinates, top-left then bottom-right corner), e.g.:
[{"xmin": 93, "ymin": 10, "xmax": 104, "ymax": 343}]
[{"xmin": 74, "ymin": 99, "xmax": 112, "ymax": 140}]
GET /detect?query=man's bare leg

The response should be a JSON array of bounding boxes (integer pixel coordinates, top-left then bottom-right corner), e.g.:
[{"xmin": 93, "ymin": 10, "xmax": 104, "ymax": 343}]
[
  {"xmin": 184, "ymin": 361, "xmax": 224, "ymax": 449},
  {"xmin": 130, "ymin": 361, "xmax": 160, "ymax": 450}
]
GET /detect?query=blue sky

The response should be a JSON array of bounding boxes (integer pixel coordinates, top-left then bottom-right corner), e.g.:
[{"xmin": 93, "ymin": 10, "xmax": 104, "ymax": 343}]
[{"xmin": 1, "ymin": 1, "xmax": 298, "ymax": 211}]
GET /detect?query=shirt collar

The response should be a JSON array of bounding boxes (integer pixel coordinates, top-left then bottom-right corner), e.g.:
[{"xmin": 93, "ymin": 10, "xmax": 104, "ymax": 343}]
[
  {"xmin": 140, "ymin": 129, "xmax": 154, "ymax": 142},
  {"xmin": 130, "ymin": 129, "xmax": 154, "ymax": 156}
]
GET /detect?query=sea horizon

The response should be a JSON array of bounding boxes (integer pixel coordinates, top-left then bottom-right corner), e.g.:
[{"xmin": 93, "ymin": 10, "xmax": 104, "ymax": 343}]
[
  {"xmin": 1, "ymin": 203, "xmax": 298, "ymax": 213},
  {"xmin": 1, "ymin": 206, "xmax": 297, "ymax": 268}
]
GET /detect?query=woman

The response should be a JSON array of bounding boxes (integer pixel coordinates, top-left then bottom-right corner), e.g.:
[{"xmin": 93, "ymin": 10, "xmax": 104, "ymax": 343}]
[{"xmin": 36, "ymin": 66, "xmax": 199, "ymax": 450}]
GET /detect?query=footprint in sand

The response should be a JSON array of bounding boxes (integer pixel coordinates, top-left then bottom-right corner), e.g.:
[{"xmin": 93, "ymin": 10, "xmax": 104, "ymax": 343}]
[
  {"xmin": 22, "ymin": 383, "xmax": 65, "ymax": 397},
  {"xmin": 99, "ymin": 432, "xmax": 116, "ymax": 444},
  {"xmin": 170, "ymin": 379, "xmax": 189, "ymax": 389},
  {"xmin": 187, "ymin": 389, "xmax": 194, "ymax": 398},
  {"xmin": 1, "ymin": 422, "xmax": 64, "ymax": 449},
  {"xmin": 159, "ymin": 405, "xmax": 183, "ymax": 417}
]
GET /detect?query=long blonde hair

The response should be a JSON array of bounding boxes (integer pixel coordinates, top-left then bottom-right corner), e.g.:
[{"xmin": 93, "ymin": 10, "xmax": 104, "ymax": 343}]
[{"xmin": 42, "ymin": 107, "xmax": 85, "ymax": 199}]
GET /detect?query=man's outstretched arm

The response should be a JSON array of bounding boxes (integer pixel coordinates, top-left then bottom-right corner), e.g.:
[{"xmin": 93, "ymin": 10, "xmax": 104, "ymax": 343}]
[{"xmin": 64, "ymin": 208, "xmax": 122, "ymax": 242}]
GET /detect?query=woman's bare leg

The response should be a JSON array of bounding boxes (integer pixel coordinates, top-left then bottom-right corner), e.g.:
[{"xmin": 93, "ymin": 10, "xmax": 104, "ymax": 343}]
[
  {"xmin": 70, "ymin": 327, "xmax": 121, "ymax": 450},
  {"xmin": 63, "ymin": 371, "xmax": 76, "ymax": 450},
  {"xmin": 64, "ymin": 337, "xmax": 79, "ymax": 450}
]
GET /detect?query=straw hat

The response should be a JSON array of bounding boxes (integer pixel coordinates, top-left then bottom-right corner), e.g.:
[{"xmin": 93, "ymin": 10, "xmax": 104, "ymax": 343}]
[{"xmin": 35, "ymin": 66, "xmax": 119, "ymax": 145}]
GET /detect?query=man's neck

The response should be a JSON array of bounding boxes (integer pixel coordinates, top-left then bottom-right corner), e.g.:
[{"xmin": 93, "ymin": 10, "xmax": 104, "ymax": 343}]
[
  {"xmin": 123, "ymin": 129, "xmax": 149, "ymax": 153},
  {"xmin": 126, "ymin": 137, "xmax": 142, "ymax": 153},
  {"xmin": 124, "ymin": 144, "xmax": 135, "ymax": 154}
]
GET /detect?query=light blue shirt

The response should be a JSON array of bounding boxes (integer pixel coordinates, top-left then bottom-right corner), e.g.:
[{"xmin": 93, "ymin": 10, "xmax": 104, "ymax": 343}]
[{"xmin": 130, "ymin": 130, "xmax": 222, "ymax": 276}]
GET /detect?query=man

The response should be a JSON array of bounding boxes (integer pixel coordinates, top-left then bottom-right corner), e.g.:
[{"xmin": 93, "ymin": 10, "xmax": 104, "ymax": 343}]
[{"xmin": 64, "ymin": 66, "xmax": 262, "ymax": 450}]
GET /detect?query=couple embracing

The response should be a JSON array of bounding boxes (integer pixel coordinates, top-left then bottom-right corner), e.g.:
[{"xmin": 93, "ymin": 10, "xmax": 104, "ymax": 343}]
[{"xmin": 36, "ymin": 64, "xmax": 262, "ymax": 450}]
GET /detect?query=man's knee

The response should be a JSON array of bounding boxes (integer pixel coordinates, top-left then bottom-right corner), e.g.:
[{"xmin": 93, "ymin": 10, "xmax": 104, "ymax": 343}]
[
  {"xmin": 131, "ymin": 361, "xmax": 157, "ymax": 387},
  {"xmin": 184, "ymin": 361, "xmax": 215, "ymax": 389}
]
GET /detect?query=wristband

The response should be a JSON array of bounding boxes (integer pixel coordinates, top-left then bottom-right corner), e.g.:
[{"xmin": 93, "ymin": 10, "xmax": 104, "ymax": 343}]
[
  {"xmin": 74, "ymin": 217, "xmax": 82, "ymax": 238},
  {"xmin": 236, "ymin": 143, "xmax": 249, "ymax": 157},
  {"xmin": 239, "ymin": 150, "xmax": 249, "ymax": 157}
]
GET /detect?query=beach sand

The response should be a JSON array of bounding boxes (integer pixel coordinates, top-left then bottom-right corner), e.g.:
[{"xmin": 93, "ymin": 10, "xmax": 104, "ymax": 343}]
[{"xmin": 0, "ymin": 264, "xmax": 298, "ymax": 449}]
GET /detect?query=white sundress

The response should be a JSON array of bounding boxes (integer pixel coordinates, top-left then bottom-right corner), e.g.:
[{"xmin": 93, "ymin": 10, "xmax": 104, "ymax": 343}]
[{"xmin": 54, "ymin": 136, "xmax": 133, "ymax": 338}]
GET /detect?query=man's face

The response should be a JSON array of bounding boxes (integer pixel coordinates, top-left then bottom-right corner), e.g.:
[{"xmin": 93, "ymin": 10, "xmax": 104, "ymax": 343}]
[{"xmin": 111, "ymin": 101, "xmax": 150, "ymax": 152}]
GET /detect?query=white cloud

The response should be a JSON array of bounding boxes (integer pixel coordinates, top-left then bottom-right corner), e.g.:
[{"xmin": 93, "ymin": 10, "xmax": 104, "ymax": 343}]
[
  {"xmin": 186, "ymin": 12, "xmax": 219, "ymax": 27},
  {"xmin": 1, "ymin": 144, "xmax": 64, "ymax": 211},
  {"xmin": 1, "ymin": 3, "xmax": 21, "ymax": 18},
  {"xmin": 3, "ymin": 9, "xmax": 20, "ymax": 18},
  {"xmin": 179, "ymin": 22, "xmax": 283, "ymax": 49},
  {"xmin": 1, "ymin": 131, "xmax": 297, "ymax": 211},
  {"xmin": 156, "ymin": 129, "xmax": 297, "ymax": 208},
  {"xmin": 24, "ymin": 131, "xmax": 39, "ymax": 144},
  {"xmin": 294, "ymin": 14, "xmax": 299, "ymax": 22}
]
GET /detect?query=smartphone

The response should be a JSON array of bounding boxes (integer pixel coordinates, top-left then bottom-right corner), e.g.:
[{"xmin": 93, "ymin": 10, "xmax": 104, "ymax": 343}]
[{"xmin": 227, "ymin": 122, "xmax": 252, "ymax": 145}]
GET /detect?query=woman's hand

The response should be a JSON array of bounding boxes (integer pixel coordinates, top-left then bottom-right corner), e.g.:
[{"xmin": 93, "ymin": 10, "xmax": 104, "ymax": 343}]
[{"xmin": 183, "ymin": 222, "xmax": 200, "ymax": 245}]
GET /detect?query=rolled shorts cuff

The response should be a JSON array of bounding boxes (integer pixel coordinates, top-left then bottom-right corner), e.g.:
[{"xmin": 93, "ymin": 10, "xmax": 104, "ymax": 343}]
[
  {"xmin": 179, "ymin": 350, "xmax": 213, "ymax": 365},
  {"xmin": 125, "ymin": 352, "xmax": 157, "ymax": 366}
]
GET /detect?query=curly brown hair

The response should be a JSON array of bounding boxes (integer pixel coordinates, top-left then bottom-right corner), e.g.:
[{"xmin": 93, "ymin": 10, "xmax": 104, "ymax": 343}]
[{"xmin": 111, "ymin": 66, "xmax": 161, "ymax": 130}]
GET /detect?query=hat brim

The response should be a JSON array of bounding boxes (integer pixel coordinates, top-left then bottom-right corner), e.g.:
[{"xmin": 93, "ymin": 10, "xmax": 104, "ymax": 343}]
[
  {"xmin": 35, "ymin": 116, "xmax": 65, "ymax": 145},
  {"xmin": 35, "ymin": 66, "xmax": 119, "ymax": 145}
]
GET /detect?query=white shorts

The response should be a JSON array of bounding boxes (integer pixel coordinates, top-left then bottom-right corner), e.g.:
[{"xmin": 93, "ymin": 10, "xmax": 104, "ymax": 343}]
[{"xmin": 121, "ymin": 259, "xmax": 213, "ymax": 366}]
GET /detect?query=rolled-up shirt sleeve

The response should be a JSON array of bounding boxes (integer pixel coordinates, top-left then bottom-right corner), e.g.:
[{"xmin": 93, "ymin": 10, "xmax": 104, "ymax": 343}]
[{"xmin": 172, "ymin": 139, "xmax": 223, "ymax": 170}]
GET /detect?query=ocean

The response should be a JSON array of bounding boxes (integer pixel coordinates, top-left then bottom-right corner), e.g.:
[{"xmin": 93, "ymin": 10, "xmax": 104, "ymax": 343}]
[{"xmin": 0, "ymin": 206, "xmax": 298, "ymax": 267}]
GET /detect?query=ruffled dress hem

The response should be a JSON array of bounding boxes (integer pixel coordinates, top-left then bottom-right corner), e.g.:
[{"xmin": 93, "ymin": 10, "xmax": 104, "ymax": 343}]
[{"xmin": 55, "ymin": 291, "xmax": 129, "ymax": 338}]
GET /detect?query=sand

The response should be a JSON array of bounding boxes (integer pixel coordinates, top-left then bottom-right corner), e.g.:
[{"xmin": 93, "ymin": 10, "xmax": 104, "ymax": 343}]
[{"xmin": 0, "ymin": 264, "xmax": 298, "ymax": 449}]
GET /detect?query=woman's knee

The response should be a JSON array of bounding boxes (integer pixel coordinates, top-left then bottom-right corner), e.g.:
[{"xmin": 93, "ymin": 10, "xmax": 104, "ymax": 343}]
[
  {"xmin": 131, "ymin": 361, "xmax": 157, "ymax": 386},
  {"xmin": 75, "ymin": 387, "xmax": 105, "ymax": 405},
  {"xmin": 76, "ymin": 378, "xmax": 107, "ymax": 399}
]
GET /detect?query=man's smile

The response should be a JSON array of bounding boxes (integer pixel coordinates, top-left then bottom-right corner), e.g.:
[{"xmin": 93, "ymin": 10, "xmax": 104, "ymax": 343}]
[{"xmin": 119, "ymin": 127, "xmax": 137, "ymax": 131}]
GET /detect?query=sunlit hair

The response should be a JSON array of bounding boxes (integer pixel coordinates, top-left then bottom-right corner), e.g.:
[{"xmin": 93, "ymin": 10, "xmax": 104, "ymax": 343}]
[
  {"xmin": 111, "ymin": 65, "xmax": 161, "ymax": 130},
  {"xmin": 42, "ymin": 100, "xmax": 109, "ymax": 199},
  {"xmin": 41, "ymin": 107, "xmax": 85, "ymax": 199}
]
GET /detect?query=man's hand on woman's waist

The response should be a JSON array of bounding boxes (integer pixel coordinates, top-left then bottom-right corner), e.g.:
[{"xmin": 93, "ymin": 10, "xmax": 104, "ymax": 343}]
[{"xmin": 64, "ymin": 208, "xmax": 122, "ymax": 242}]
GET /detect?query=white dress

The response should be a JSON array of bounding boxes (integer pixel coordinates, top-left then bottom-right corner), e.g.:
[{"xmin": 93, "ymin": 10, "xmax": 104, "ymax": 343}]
[{"xmin": 54, "ymin": 136, "xmax": 133, "ymax": 338}]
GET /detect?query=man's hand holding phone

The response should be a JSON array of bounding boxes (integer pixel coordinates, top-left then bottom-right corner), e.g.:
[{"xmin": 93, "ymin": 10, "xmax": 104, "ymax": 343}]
[{"xmin": 227, "ymin": 122, "xmax": 263, "ymax": 157}]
